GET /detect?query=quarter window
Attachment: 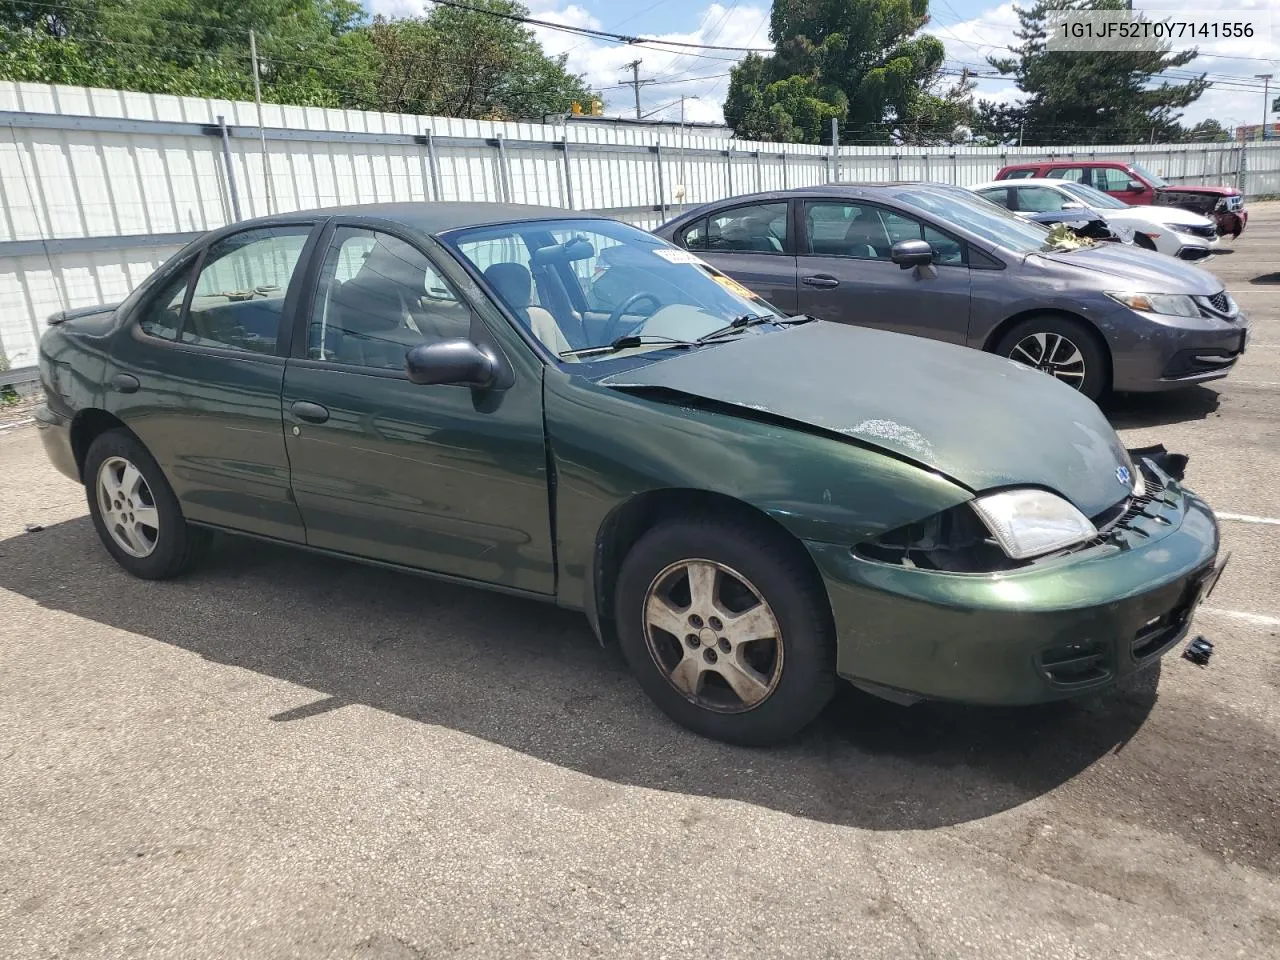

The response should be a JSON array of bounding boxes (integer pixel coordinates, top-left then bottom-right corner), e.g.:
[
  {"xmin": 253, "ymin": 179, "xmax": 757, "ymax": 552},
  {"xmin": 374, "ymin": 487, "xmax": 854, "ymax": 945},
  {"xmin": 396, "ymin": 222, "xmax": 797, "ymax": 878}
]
[
  {"xmin": 309, "ymin": 227, "xmax": 470, "ymax": 369},
  {"xmin": 136, "ymin": 264, "xmax": 192, "ymax": 341},
  {"xmin": 182, "ymin": 227, "xmax": 310, "ymax": 354},
  {"xmin": 681, "ymin": 217, "xmax": 710, "ymax": 250},
  {"xmin": 704, "ymin": 202, "xmax": 788, "ymax": 253}
]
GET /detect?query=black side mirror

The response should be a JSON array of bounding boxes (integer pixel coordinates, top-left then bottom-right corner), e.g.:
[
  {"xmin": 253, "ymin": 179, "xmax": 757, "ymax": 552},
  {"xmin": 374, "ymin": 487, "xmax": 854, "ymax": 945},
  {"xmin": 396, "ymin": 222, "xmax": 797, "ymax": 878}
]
[
  {"xmin": 891, "ymin": 239, "xmax": 934, "ymax": 269},
  {"xmin": 1126, "ymin": 180, "xmax": 1144, "ymax": 192},
  {"xmin": 405, "ymin": 338, "xmax": 497, "ymax": 387}
]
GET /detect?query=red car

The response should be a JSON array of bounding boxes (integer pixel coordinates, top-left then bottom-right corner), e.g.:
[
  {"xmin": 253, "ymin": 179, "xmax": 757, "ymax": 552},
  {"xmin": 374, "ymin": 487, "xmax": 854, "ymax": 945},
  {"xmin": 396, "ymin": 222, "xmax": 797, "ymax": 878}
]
[{"xmin": 994, "ymin": 160, "xmax": 1247, "ymax": 238}]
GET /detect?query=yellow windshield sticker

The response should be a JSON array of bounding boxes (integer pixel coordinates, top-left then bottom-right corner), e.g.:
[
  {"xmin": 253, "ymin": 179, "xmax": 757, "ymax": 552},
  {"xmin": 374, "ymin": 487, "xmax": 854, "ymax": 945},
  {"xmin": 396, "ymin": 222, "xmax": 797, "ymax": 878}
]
[{"xmin": 712, "ymin": 274, "xmax": 759, "ymax": 300}]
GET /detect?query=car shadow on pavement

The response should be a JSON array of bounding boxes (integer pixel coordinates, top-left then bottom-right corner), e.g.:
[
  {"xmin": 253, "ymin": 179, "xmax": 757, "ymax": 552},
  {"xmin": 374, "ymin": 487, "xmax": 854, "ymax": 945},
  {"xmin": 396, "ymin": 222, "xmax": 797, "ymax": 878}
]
[
  {"xmin": 1102, "ymin": 385, "xmax": 1222, "ymax": 429},
  {"xmin": 0, "ymin": 517, "xmax": 1184, "ymax": 836}
]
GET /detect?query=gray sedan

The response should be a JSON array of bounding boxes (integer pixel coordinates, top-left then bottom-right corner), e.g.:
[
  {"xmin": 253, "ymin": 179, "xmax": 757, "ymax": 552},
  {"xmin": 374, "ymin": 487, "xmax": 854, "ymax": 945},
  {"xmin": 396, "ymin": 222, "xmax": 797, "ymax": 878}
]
[{"xmin": 652, "ymin": 184, "xmax": 1248, "ymax": 399}]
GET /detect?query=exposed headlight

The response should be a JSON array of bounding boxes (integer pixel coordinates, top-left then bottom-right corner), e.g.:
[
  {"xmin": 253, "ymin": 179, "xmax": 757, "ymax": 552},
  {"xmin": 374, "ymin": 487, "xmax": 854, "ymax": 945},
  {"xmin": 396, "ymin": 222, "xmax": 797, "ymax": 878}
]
[
  {"xmin": 970, "ymin": 489, "xmax": 1097, "ymax": 560},
  {"xmin": 1105, "ymin": 291, "xmax": 1201, "ymax": 318}
]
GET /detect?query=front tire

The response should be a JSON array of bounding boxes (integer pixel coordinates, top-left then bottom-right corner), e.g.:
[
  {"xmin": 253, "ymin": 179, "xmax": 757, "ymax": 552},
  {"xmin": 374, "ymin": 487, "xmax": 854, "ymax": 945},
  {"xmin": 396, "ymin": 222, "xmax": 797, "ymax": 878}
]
[
  {"xmin": 995, "ymin": 313, "xmax": 1109, "ymax": 401},
  {"xmin": 614, "ymin": 517, "xmax": 836, "ymax": 746},
  {"xmin": 84, "ymin": 429, "xmax": 210, "ymax": 579}
]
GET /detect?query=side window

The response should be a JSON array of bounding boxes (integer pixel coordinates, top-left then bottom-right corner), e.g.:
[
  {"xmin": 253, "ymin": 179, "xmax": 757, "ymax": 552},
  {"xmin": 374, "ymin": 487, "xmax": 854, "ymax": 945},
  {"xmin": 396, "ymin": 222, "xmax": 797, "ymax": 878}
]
[
  {"xmin": 309, "ymin": 227, "xmax": 470, "ymax": 369},
  {"xmin": 804, "ymin": 201, "xmax": 888, "ymax": 258},
  {"xmin": 881, "ymin": 210, "xmax": 965, "ymax": 266},
  {"xmin": 183, "ymin": 227, "xmax": 310, "ymax": 354},
  {"xmin": 976, "ymin": 188, "xmax": 1012, "ymax": 208},
  {"xmin": 1003, "ymin": 169, "xmax": 1037, "ymax": 180},
  {"xmin": 706, "ymin": 202, "xmax": 788, "ymax": 254},
  {"xmin": 1014, "ymin": 186, "xmax": 1068, "ymax": 213},
  {"xmin": 1047, "ymin": 166, "xmax": 1087, "ymax": 183},
  {"xmin": 1097, "ymin": 167, "xmax": 1135, "ymax": 192},
  {"xmin": 681, "ymin": 218, "xmax": 710, "ymax": 250},
  {"xmin": 136, "ymin": 263, "xmax": 192, "ymax": 341}
]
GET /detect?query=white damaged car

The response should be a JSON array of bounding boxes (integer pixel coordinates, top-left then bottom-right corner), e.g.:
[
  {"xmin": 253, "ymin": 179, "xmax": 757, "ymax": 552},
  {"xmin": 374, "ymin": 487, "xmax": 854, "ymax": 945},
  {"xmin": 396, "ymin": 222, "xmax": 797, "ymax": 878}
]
[{"xmin": 972, "ymin": 178, "xmax": 1220, "ymax": 262}]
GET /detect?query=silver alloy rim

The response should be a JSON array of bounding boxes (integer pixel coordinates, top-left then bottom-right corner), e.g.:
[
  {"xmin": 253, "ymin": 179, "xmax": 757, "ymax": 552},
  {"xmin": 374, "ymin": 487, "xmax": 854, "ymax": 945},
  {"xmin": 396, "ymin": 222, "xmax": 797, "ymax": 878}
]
[
  {"xmin": 96, "ymin": 456, "xmax": 160, "ymax": 558},
  {"xmin": 642, "ymin": 559, "xmax": 783, "ymax": 713},
  {"xmin": 1008, "ymin": 332, "xmax": 1087, "ymax": 388}
]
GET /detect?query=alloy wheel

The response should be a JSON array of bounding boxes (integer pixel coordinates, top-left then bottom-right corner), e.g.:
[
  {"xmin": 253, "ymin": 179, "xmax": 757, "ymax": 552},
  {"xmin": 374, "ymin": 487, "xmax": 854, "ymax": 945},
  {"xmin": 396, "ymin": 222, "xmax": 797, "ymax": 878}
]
[
  {"xmin": 96, "ymin": 456, "xmax": 160, "ymax": 558},
  {"xmin": 1008, "ymin": 331, "xmax": 1087, "ymax": 389},
  {"xmin": 642, "ymin": 559, "xmax": 784, "ymax": 713}
]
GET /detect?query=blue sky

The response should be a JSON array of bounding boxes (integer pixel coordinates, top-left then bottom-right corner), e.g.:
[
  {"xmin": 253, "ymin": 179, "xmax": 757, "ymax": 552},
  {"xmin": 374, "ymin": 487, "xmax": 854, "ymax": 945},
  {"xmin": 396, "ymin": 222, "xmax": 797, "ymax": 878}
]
[{"xmin": 364, "ymin": 0, "xmax": 1279, "ymax": 134}]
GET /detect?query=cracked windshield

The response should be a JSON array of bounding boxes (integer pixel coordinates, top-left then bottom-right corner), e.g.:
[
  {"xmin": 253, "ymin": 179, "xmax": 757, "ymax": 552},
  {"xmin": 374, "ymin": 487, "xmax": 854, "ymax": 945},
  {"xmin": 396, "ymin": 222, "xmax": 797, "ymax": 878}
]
[{"xmin": 446, "ymin": 219, "xmax": 789, "ymax": 364}]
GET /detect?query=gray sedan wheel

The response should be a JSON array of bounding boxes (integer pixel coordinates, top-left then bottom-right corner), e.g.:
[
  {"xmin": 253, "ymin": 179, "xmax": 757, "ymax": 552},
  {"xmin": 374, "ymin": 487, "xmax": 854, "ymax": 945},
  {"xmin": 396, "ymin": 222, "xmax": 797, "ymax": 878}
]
[{"xmin": 996, "ymin": 314, "xmax": 1108, "ymax": 400}]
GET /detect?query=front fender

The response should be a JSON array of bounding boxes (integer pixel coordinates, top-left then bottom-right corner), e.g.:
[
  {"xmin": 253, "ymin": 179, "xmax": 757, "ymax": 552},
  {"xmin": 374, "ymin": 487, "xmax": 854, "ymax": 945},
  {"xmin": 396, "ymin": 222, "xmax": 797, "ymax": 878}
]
[{"xmin": 544, "ymin": 368, "xmax": 973, "ymax": 614}]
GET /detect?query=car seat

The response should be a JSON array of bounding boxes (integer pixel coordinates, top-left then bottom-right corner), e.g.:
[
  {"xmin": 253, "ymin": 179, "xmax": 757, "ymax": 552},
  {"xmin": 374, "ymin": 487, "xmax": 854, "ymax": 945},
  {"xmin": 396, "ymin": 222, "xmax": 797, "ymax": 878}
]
[
  {"xmin": 842, "ymin": 211, "xmax": 886, "ymax": 259},
  {"xmin": 483, "ymin": 263, "xmax": 574, "ymax": 356}
]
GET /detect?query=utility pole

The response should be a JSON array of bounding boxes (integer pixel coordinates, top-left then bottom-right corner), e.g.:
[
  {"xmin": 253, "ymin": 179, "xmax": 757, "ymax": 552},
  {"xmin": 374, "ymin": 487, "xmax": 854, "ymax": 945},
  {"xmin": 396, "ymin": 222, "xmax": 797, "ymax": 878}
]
[
  {"xmin": 620, "ymin": 60, "xmax": 655, "ymax": 120},
  {"xmin": 678, "ymin": 95, "xmax": 697, "ymax": 208},
  {"xmin": 1255, "ymin": 74, "xmax": 1273, "ymax": 140},
  {"xmin": 249, "ymin": 30, "xmax": 274, "ymax": 214}
]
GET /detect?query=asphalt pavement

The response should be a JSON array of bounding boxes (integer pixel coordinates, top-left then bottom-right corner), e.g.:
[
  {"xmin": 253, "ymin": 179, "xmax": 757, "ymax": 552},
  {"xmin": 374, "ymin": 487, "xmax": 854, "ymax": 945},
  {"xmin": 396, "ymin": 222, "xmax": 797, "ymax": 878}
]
[{"xmin": 2, "ymin": 206, "xmax": 1278, "ymax": 960}]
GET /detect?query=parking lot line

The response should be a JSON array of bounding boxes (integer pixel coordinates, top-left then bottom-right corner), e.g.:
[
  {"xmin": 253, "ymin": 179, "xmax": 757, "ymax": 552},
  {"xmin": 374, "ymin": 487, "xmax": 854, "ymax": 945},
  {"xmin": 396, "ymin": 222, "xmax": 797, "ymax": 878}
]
[
  {"xmin": 1217, "ymin": 512, "xmax": 1280, "ymax": 526},
  {"xmin": 1199, "ymin": 606, "xmax": 1280, "ymax": 627}
]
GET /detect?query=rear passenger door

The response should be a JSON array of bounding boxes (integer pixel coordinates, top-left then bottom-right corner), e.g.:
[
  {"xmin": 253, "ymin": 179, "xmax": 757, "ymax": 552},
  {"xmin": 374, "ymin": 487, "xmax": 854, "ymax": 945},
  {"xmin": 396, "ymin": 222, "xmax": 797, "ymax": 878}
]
[
  {"xmin": 107, "ymin": 222, "xmax": 319, "ymax": 543},
  {"xmin": 681, "ymin": 201, "xmax": 798, "ymax": 313},
  {"xmin": 280, "ymin": 222, "xmax": 554, "ymax": 593}
]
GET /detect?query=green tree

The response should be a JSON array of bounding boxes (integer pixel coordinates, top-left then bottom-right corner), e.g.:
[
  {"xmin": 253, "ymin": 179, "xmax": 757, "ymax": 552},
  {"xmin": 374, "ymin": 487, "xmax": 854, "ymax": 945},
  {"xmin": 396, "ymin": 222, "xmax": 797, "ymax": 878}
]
[
  {"xmin": 368, "ymin": 1, "xmax": 593, "ymax": 119},
  {"xmin": 1175, "ymin": 118, "xmax": 1231, "ymax": 143},
  {"xmin": 989, "ymin": 0, "xmax": 1209, "ymax": 145},
  {"xmin": 724, "ymin": 0, "xmax": 959, "ymax": 143}
]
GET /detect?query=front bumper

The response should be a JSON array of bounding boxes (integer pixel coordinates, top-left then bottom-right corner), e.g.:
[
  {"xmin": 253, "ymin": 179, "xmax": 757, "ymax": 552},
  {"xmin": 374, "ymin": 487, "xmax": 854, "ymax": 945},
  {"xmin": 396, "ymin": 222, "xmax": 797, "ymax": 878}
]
[
  {"xmin": 1105, "ymin": 304, "xmax": 1250, "ymax": 392},
  {"xmin": 807, "ymin": 459, "xmax": 1220, "ymax": 705}
]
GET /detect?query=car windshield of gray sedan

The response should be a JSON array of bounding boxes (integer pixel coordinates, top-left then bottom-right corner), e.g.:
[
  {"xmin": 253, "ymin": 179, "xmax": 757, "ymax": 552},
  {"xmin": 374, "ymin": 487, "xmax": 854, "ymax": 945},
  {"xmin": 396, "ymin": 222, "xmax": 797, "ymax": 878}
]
[
  {"xmin": 892, "ymin": 188, "xmax": 1059, "ymax": 255},
  {"xmin": 1059, "ymin": 181, "xmax": 1129, "ymax": 210},
  {"xmin": 445, "ymin": 219, "xmax": 787, "ymax": 364}
]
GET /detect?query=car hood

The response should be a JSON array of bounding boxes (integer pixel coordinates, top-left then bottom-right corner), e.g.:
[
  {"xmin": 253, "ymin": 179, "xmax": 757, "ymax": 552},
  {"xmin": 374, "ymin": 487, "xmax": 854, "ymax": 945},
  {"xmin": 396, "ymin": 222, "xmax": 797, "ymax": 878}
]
[
  {"xmin": 1032, "ymin": 243, "xmax": 1221, "ymax": 293},
  {"xmin": 599, "ymin": 322, "xmax": 1133, "ymax": 518},
  {"xmin": 1156, "ymin": 185, "xmax": 1240, "ymax": 197},
  {"xmin": 1120, "ymin": 204, "xmax": 1214, "ymax": 227}
]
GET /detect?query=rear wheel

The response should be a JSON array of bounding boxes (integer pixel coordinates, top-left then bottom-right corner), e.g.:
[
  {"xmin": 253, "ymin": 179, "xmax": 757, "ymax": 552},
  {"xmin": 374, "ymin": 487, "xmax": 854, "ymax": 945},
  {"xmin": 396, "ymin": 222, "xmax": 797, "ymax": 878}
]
[
  {"xmin": 84, "ymin": 429, "xmax": 210, "ymax": 579},
  {"xmin": 614, "ymin": 517, "xmax": 836, "ymax": 746},
  {"xmin": 995, "ymin": 314, "xmax": 1109, "ymax": 401}
]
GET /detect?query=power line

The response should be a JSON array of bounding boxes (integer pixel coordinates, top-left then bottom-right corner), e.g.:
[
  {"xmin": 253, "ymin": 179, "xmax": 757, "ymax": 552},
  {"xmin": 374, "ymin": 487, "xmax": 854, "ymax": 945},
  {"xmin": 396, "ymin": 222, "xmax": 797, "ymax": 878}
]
[{"xmin": 423, "ymin": 0, "xmax": 773, "ymax": 53}]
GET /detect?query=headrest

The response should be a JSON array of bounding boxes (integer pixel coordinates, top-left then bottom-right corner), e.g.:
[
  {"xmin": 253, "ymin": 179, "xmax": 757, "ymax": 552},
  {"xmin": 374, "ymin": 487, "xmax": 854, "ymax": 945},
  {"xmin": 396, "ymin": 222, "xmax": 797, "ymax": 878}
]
[{"xmin": 484, "ymin": 262, "xmax": 533, "ymax": 309}]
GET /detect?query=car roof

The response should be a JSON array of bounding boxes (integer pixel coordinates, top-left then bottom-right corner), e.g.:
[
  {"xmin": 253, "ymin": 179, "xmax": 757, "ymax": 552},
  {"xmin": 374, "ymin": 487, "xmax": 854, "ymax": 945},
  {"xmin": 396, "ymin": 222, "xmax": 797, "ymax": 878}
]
[
  {"xmin": 973, "ymin": 178, "xmax": 1080, "ymax": 190},
  {"xmin": 225, "ymin": 201, "xmax": 605, "ymax": 237},
  {"xmin": 666, "ymin": 181, "xmax": 961, "ymax": 224},
  {"xmin": 1004, "ymin": 159, "xmax": 1122, "ymax": 168}
]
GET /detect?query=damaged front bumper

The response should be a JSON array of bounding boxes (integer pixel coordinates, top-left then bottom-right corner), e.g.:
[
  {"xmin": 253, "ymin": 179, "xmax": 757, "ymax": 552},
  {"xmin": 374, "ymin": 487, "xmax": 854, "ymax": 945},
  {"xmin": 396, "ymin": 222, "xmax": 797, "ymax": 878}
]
[{"xmin": 806, "ymin": 449, "xmax": 1221, "ymax": 706}]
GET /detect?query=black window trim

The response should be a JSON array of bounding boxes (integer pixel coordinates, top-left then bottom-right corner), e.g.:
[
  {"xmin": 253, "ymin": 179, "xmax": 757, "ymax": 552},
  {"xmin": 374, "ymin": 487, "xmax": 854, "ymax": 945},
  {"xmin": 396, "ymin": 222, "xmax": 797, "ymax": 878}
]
[
  {"xmin": 797, "ymin": 197, "xmax": 971, "ymax": 268},
  {"xmin": 683, "ymin": 199, "xmax": 794, "ymax": 256},
  {"xmin": 130, "ymin": 219, "xmax": 323, "ymax": 362}
]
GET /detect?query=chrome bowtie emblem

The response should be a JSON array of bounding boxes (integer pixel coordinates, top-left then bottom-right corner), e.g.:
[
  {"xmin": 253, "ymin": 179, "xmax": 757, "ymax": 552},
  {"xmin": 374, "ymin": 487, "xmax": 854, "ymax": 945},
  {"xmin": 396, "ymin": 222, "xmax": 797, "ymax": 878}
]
[{"xmin": 1116, "ymin": 465, "xmax": 1132, "ymax": 487}]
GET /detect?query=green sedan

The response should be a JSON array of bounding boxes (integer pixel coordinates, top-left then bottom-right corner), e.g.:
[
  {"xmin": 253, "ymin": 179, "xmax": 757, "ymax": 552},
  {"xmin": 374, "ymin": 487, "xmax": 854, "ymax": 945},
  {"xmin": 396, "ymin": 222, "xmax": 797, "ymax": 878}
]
[{"xmin": 34, "ymin": 203, "xmax": 1226, "ymax": 745}]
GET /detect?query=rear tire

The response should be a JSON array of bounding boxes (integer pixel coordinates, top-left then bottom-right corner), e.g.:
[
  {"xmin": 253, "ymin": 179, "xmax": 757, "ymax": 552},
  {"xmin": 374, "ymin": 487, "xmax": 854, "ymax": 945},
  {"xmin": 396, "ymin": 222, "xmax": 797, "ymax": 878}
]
[
  {"xmin": 995, "ymin": 313, "xmax": 1109, "ymax": 401},
  {"xmin": 614, "ymin": 516, "xmax": 836, "ymax": 746},
  {"xmin": 84, "ymin": 429, "xmax": 210, "ymax": 579}
]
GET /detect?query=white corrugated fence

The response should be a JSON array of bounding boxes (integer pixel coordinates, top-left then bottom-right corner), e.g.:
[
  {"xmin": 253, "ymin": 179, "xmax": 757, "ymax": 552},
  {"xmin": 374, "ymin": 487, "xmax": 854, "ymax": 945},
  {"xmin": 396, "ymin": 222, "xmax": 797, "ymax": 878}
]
[{"xmin": 2, "ymin": 80, "xmax": 1278, "ymax": 377}]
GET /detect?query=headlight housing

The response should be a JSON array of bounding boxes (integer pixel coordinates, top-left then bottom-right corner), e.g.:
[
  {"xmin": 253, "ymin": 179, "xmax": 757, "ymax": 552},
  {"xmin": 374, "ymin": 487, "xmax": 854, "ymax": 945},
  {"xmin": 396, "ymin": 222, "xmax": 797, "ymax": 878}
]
[
  {"xmin": 970, "ymin": 488, "xmax": 1097, "ymax": 560},
  {"xmin": 1106, "ymin": 291, "xmax": 1201, "ymax": 318}
]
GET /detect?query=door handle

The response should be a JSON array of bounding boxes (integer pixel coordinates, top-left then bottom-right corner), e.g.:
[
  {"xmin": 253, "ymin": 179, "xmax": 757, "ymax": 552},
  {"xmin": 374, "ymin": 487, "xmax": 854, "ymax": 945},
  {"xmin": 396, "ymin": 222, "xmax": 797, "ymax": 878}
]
[
  {"xmin": 290, "ymin": 400, "xmax": 330, "ymax": 424},
  {"xmin": 110, "ymin": 373, "xmax": 140, "ymax": 394},
  {"xmin": 802, "ymin": 275, "xmax": 840, "ymax": 288}
]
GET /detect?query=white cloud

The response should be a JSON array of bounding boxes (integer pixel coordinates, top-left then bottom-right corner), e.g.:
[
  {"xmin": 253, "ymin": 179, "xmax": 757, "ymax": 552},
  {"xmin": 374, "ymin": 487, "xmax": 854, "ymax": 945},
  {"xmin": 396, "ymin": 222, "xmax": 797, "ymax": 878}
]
[{"xmin": 930, "ymin": 0, "xmax": 1280, "ymax": 133}]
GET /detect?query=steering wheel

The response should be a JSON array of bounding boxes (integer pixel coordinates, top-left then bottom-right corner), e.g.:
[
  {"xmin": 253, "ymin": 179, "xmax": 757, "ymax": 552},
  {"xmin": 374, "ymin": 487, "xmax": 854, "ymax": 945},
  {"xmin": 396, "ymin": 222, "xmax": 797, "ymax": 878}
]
[{"xmin": 601, "ymin": 292, "xmax": 662, "ymax": 344}]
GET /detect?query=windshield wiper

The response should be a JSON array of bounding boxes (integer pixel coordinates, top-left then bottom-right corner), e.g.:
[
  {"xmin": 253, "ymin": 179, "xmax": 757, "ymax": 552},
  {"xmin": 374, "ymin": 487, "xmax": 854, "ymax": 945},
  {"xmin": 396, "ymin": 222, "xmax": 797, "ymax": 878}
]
[
  {"xmin": 697, "ymin": 314, "xmax": 797, "ymax": 343},
  {"xmin": 559, "ymin": 334, "xmax": 701, "ymax": 359}
]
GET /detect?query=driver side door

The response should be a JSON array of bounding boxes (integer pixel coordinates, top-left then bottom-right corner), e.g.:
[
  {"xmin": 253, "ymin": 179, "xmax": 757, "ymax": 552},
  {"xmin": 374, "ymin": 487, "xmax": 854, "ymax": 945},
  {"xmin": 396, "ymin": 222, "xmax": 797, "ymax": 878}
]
[{"xmin": 281, "ymin": 221, "xmax": 555, "ymax": 594}]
